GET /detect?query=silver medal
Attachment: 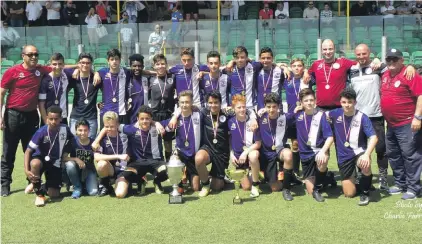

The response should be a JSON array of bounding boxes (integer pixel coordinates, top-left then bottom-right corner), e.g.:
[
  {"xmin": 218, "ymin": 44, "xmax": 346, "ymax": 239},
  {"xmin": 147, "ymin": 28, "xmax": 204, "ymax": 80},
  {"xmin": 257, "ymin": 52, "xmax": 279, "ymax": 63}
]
[
  {"xmin": 325, "ymin": 84, "xmax": 330, "ymax": 89},
  {"xmin": 45, "ymin": 156, "xmax": 50, "ymax": 162},
  {"xmin": 54, "ymin": 100, "xmax": 59, "ymax": 105},
  {"xmin": 213, "ymin": 138, "xmax": 218, "ymax": 144},
  {"xmin": 112, "ymin": 97, "xmax": 117, "ymax": 103},
  {"xmin": 161, "ymin": 99, "xmax": 165, "ymax": 104},
  {"xmin": 84, "ymin": 99, "xmax": 89, "ymax": 104}
]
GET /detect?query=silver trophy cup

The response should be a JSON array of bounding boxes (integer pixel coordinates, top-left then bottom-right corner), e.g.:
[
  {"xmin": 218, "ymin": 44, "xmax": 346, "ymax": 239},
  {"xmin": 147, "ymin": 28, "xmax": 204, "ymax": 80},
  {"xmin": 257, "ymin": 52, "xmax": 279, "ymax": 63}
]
[{"xmin": 167, "ymin": 155, "xmax": 185, "ymax": 204}]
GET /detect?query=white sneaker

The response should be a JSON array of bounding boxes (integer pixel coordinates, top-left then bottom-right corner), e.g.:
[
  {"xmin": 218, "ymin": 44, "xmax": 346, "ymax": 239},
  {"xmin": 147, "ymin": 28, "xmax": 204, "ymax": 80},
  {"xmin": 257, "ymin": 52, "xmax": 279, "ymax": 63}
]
[
  {"xmin": 25, "ymin": 183, "xmax": 34, "ymax": 194},
  {"xmin": 250, "ymin": 185, "xmax": 261, "ymax": 198},
  {"xmin": 198, "ymin": 185, "xmax": 210, "ymax": 197}
]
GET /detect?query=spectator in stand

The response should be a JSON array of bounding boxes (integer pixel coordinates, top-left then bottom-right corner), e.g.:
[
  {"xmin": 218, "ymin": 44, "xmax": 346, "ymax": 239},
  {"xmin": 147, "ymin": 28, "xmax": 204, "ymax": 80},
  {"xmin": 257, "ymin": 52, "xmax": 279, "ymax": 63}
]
[
  {"xmin": 369, "ymin": 1, "xmax": 381, "ymax": 15},
  {"xmin": 168, "ymin": 4, "xmax": 183, "ymax": 54},
  {"xmin": 122, "ymin": 0, "xmax": 143, "ymax": 23},
  {"xmin": 380, "ymin": 1, "xmax": 396, "ymax": 18},
  {"xmin": 220, "ymin": 1, "xmax": 231, "ymax": 21},
  {"xmin": 275, "ymin": 2, "xmax": 289, "ymax": 24},
  {"xmin": 320, "ymin": 2, "xmax": 333, "ymax": 25},
  {"xmin": 106, "ymin": 2, "xmax": 116, "ymax": 23},
  {"xmin": 137, "ymin": 1, "xmax": 149, "ymax": 23},
  {"xmin": 1, "ymin": 1, "xmax": 8, "ymax": 23},
  {"xmin": 350, "ymin": 1, "xmax": 369, "ymax": 16},
  {"xmin": 182, "ymin": 1, "xmax": 199, "ymax": 21},
  {"xmin": 26, "ymin": 0, "xmax": 42, "ymax": 26},
  {"xmin": 413, "ymin": 0, "xmax": 422, "ymax": 24},
  {"xmin": 148, "ymin": 24, "xmax": 166, "ymax": 66},
  {"xmin": 8, "ymin": 1, "xmax": 25, "ymax": 27},
  {"xmin": 231, "ymin": 0, "xmax": 246, "ymax": 20},
  {"xmin": 303, "ymin": 1, "xmax": 319, "ymax": 19},
  {"xmin": 0, "ymin": 21, "xmax": 20, "ymax": 59},
  {"xmin": 46, "ymin": 1, "xmax": 62, "ymax": 26},
  {"xmin": 96, "ymin": 1, "xmax": 108, "ymax": 24},
  {"xmin": 85, "ymin": 7, "xmax": 101, "ymax": 49},
  {"xmin": 397, "ymin": 1, "xmax": 412, "ymax": 15},
  {"xmin": 118, "ymin": 13, "xmax": 134, "ymax": 63},
  {"xmin": 63, "ymin": 1, "xmax": 80, "ymax": 46},
  {"xmin": 259, "ymin": 3, "xmax": 274, "ymax": 20},
  {"xmin": 264, "ymin": 0, "xmax": 276, "ymax": 12}
]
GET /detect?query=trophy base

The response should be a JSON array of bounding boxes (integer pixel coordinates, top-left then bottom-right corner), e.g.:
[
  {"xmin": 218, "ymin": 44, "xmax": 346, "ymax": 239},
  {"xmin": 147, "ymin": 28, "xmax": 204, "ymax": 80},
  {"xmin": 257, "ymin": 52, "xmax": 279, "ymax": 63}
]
[
  {"xmin": 233, "ymin": 196, "xmax": 243, "ymax": 205},
  {"xmin": 169, "ymin": 194, "xmax": 184, "ymax": 204}
]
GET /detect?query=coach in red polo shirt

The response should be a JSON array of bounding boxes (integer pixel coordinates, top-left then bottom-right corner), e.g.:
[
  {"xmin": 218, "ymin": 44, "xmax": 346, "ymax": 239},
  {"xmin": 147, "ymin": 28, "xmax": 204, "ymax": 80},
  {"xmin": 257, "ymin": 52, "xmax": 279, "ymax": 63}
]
[
  {"xmin": 308, "ymin": 39, "xmax": 357, "ymax": 110},
  {"xmin": 381, "ymin": 48, "xmax": 422, "ymax": 200},
  {"xmin": 0, "ymin": 45, "xmax": 51, "ymax": 196}
]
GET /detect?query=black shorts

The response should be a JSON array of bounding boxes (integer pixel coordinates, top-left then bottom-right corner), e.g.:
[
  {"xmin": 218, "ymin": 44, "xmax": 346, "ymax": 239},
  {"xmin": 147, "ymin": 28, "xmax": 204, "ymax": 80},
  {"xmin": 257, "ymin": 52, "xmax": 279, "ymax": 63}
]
[
  {"xmin": 177, "ymin": 150, "xmax": 198, "ymax": 177},
  {"xmin": 153, "ymin": 111, "xmax": 175, "ymax": 142},
  {"xmin": 200, "ymin": 145, "xmax": 229, "ymax": 179},
  {"xmin": 301, "ymin": 156, "xmax": 317, "ymax": 179},
  {"xmin": 32, "ymin": 156, "xmax": 62, "ymax": 189},
  {"xmin": 118, "ymin": 159, "xmax": 166, "ymax": 183},
  {"xmin": 339, "ymin": 156, "xmax": 360, "ymax": 180},
  {"xmin": 286, "ymin": 126, "xmax": 297, "ymax": 140},
  {"xmin": 259, "ymin": 153, "xmax": 281, "ymax": 183}
]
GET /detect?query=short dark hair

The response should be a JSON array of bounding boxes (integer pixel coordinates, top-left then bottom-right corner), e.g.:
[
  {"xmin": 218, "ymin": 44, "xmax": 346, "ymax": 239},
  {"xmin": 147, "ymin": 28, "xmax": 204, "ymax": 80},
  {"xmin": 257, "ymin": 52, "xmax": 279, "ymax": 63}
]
[
  {"xmin": 75, "ymin": 119, "xmax": 90, "ymax": 130},
  {"xmin": 206, "ymin": 91, "xmax": 222, "ymax": 104},
  {"xmin": 129, "ymin": 54, "xmax": 144, "ymax": 66},
  {"xmin": 180, "ymin": 48, "xmax": 194, "ymax": 57},
  {"xmin": 47, "ymin": 106, "xmax": 62, "ymax": 116},
  {"xmin": 299, "ymin": 88, "xmax": 315, "ymax": 101},
  {"xmin": 340, "ymin": 87, "xmax": 357, "ymax": 101},
  {"xmin": 260, "ymin": 47, "xmax": 273, "ymax": 57},
  {"xmin": 153, "ymin": 54, "xmax": 167, "ymax": 65},
  {"xmin": 233, "ymin": 46, "xmax": 248, "ymax": 58},
  {"xmin": 107, "ymin": 48, "xmax": 121, "ymax": 60},
  {"xmin": 50, "ymin": 53, "xmax": 65, "ymax": 62},
  {"xmin": 264, "ymin": 92, "xmax": 281, "ymax": 106},
  {"xmin": 207, "ymin": 51, "xmax": 221, "ymax": 62},
  {"xmin": 78, "ymin": 52, "xmax": 93, "ymax": 62},
  {"xmin": 137, "ymin": 105, "xmax": 153, "ymax": 117}
]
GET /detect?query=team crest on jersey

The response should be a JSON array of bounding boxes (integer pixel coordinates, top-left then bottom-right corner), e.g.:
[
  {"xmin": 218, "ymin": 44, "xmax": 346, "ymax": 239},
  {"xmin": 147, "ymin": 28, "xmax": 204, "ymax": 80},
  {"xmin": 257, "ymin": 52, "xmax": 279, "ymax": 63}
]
[
  {"xmin": 262, "ymin": 118, "xmax": 268, "ymax": 124},
  {"xmin": 230, "ymin": 123, "xmax": 236, "ymax": 130},
  {"xmin": 106, "ymin": 139, "xmax": 112, "ymax": 147},
  {"xmin": 43, "ymin": 136, "xmax": 50, "ymax": 143},
  {"xmin": 336, "ymin": 116, "xmax": 343, "ymax": 123},
  {"xmin": 298, "ymin": 114, "xmax": 304, "ymax": 121},
  {"xmin": 142, "ymin": 80, "xmax": 148, "ymax": 86},
  {"xmin": 128, "ymin": 82, "xmax": 133, "ymax": 90},
  {"xmin": 153, "ymin": 79, "xmax": 159, "ymax": 85},
  {"xmin": 48, "ymin": 81, "xmax": 54, "ymax": 89},
  {"xmin": 19, "ymin": 72, "xmax": 24, "ymax": 78},
  {"xmin": 193, "ymin": 65, "xmax": 199, "ymax": 73},
  {"xmin": 106, "ymin": 72, "xmax": 111, "ymax": 78},
  {"xmin": 179, "ymin": 120, "xmax": 184, "ymax": 127},
  {"xmin": 167, "ymin": 78, "xmax": 173, "ymax": 84},
  {"xmin": 274, "ymin": 72, "xmax": 281, "ymax": 79},
  {"xmin": 246, "ymin": 67, "xmax": 253, "ymax": 73},
  {"xmin": 135, "ymin": 130, "xmax": 141, "ymax": 137},
  {"xmin": 382, "ymin": 77, "xmax": 388, "ymax": 83},
  {"xmin": 352, "ymin": 120, "xmax": 360, "ymax": 127},
  {"xmin": 151, "ymin": 130, "xmax": 158, "ymax": 137},
  {"xmin": 35, "ymin": 70, "xmax": 40, "ymax": 76},
  {"xmin": 219, "ymin": 115, "xmax": 226, "ymax": 123},
  {"xmin": 60, "ymin": 133, "xmax": 66, "ymax": 140},
  {"xmin": 205, "ymin": 80, "xmax": 210, "ymax": 87},
  {"xmin": 193, "ymin": 117, "xmax": 200, "ymax": 125},
  {"xmin": 278, "ymin": 120, "xmax": 284, "ymax": 127},
  {"xmin": 220, "ymin": 80, "xmax": 226, "ymax": 87}
]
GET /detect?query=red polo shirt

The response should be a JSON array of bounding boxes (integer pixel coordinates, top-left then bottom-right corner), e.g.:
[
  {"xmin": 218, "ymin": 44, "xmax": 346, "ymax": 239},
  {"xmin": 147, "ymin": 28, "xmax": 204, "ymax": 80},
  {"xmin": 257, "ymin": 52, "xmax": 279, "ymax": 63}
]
[
  {"xmin": 309, "ymin": 58, "xmax": 356, "ymax": 107},
  {"xmin": 259, "ymin": 9, "xmax": 273, "ymax": 19},
  {"xmin": 381, "ymin": 66, "xmax": 422, "ymax": 127},
  {"xmin": 1, "ymin": 64, "xmax": 51, "ymax": 112}
]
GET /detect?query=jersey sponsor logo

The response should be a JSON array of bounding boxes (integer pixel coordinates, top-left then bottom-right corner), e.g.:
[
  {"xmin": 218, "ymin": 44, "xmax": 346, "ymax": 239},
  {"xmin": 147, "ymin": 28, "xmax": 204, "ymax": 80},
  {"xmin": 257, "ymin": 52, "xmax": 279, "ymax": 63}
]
[
  {"xmin": 220, "ymin": 80, "xmax": 226, "ymax": 87},
  {"xmin": 277, "ymin": 119, "xmax": 284, "ymax": 127},
  {"xmin": 35, "ymin": 70, "xmax": 40, "ymax": 76},
  {"xmin": 317, "ymin": 63, "xmax": 323, "ymax": 70},
  {"xmin": 262, "ymin": 118, "xmax": 268, "ymax": 124},
  {"xmin": 151, "ymin": 130, "xmax": 158, "ymax": 137},
  {"xmin": 246, "ymin": 67, "xmax": 253, "ymax": 73},
  {"xmin": 19, "ymin": 72, "xmax": 24, "ymax": 78},
  {"xmin": 60, "ymin": 132, "xmax": 66, "ymax": 140},
  {"xmin": 193, "ymin": 117, "xmax": 200, "ymax": 125},
  {"xmin": 336, "ymin": 116, "xmax": 343, "ymax": 123},
  {"xmin": 352, "ymin": 120, "xmax": 360, "ymax": 127},
  {"xmin": 274, "ymin": 72, "xmax": 281, "ymax": 79},
  {"xmin": 230, "ymin": 122, "xmax": 236, "ymax": 130},
  {"xmin": 193, "ymin": 65, "xmax": 199, "ymax": 73},
  {"xmin": 43, "ymin": 136, "xmax": 50, "ymax": 143}
]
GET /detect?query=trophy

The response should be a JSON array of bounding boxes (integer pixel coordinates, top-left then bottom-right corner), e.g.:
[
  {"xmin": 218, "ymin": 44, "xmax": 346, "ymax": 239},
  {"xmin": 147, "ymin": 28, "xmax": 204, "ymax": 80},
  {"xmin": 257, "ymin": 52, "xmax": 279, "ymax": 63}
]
[
  {"xmin": 167, "ymin": 155, "xmax": 185, "ymax": 204},
  {"xmin": 225, "ymin": 169, "xmax": 247, "ymax": 204}
]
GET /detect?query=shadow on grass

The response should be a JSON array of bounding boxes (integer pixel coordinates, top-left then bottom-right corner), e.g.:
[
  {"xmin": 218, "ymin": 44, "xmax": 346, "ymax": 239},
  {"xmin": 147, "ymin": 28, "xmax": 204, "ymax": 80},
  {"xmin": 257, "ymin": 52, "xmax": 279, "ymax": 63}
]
[
  {"xmin": 324, "ymin": 186, "xmax": 343, "ymax": 199},
  {"xmin": 9, "ymin": 188, "xmax": 25, "ymax": 195}
]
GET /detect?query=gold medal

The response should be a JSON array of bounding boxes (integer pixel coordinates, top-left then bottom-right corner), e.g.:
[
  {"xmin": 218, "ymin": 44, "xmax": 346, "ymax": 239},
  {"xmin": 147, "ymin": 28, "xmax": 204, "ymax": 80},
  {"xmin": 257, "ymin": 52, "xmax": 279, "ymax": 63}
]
[
  {"xmin": 263, "ymin": 93, "xmax": 266, "ymax": 97},
  {"xmin": 185, "ymin": 141, "xmax": 189, "ymax": 147},
  {"xmin": 307, "ymin": 141, "xmax": 311, "ymax": 146},
  {"xmin": 128, "ymin": 98, "xmax": 132, "ymax": 103},
  {"xmin": 344, "ymin": 141, "xmax": 350, "ymax": 147},
  {"xmin": 296, "ymin": 101, "xmax": 301, "ymax": 106},
  {"xmin": 271, "ymin": 145, "xmax": 276, "ymax": 150},
  {"xmin": 241, "ymin": 91, "xmax": 245, "ymax": 96}
]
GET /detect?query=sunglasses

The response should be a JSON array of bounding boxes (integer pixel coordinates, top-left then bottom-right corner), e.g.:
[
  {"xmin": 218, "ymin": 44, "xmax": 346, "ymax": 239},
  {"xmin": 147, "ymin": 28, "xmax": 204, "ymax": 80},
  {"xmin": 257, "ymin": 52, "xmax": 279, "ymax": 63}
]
[
  {"xmin": 386, "ymin": 57, "xmax": 400, "ymax": 63},
  {"xmin": 23, "ymin": 53, "xmax": 39, "ymax": 58}
]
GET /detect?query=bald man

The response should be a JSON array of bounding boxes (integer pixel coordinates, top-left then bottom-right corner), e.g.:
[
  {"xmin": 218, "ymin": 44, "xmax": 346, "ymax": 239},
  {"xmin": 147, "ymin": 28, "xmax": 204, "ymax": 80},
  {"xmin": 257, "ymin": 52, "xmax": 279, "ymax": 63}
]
[
  {"xmin": 0, "ymin": 45, "xmax": 52, "ymax": 196},
  {"xmin": 348, "ymin": 44, "xmax": 416, "ymax": 191},
  {"xmin": 308, "ymin": 39, "xmax": 358, "ymax": 110}
]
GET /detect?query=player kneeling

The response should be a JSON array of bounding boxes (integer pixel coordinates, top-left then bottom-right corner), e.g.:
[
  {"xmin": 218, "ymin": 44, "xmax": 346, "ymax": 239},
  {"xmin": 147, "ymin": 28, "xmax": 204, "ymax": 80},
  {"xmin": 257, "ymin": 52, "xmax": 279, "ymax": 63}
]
[
  {"xmin": 93, "ymin": 112, "xmax": 130, "ymax": 197},
  {"xmin": 24, "ymin": 106, "xmax": 73, "ymax": 206},
  {"xmin": 294, "ymin": 89, "xmax": 334, "ymax": 202},
  {"xmin": 327, "ymin": 88, "xmax": 378, "ymax": 206},
  {"xmin": 228, "ymin": 95, "xmax": 262, "ymax": 197}
]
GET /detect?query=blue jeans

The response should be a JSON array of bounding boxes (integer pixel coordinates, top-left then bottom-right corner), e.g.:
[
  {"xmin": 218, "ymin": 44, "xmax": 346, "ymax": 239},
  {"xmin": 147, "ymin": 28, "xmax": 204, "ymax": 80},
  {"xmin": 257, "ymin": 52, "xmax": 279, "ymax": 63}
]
[
  {"xmin": 70, "ymin": 118, "xmax": 98, "ymax": 139},
  {"xmin": 10, "ymin": 19, "xmax": 23, "ymax": 27},
  {"xmin": 386, "ymin": 123, "xmax": 422, "ymax": 195},
  {"xmin": 65, "ymin": 161, "xmax": 98, "ymax": 196}
]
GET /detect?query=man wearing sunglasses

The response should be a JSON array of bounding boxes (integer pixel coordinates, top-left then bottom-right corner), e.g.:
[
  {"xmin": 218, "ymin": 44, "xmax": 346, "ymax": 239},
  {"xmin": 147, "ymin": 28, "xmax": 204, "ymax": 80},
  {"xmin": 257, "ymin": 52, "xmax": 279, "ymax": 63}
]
[
  {"xmin": 380, "ymin": 48, "xmax": 422, "ymax": 200},
  {"xmin": 0, "ymin": 45, "xmax": 52, "ymax": 196}
]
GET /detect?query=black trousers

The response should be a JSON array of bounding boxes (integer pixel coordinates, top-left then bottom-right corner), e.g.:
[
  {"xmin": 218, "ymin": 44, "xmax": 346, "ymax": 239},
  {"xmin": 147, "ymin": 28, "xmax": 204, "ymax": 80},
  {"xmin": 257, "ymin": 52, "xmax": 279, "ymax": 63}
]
[
  {"xmin": 370, "ymin": 116, "xmax": 388, "ymax": 170},
  {"xmin": 1, "ymin": 109, "xmax": 39, "ymax": 187}
]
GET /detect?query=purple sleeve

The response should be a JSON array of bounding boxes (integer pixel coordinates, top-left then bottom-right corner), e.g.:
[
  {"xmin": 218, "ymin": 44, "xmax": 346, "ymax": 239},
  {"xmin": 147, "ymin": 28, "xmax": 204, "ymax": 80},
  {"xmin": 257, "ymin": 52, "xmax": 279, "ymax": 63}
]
[
  {"xmin": 160, "ymin": 119, "xmax": 170, "ymax": 128},
  {"xmin": 28, "ymin": 128, "xmax": 43, "ymax": 150},
  {"xmin": 63, "ymin": 68, "xmax": 74, "ymax": 80},
  {"xmin": 169, "ymin": 66, "xmax": 179, "ymax": 74},
  {"xmin": 321, "ymin": 113, "xmax": 333, "ymax": 139},
  {"xmin": 285, "ymin": 112, "xmax": 295, "ymax": 126},
  {"xmin": 251, "ymin": 61, "xmax": 263, "ymax": 72},
  {"xmin": 122, "ymin": 125, "xmax": 136, "ymax": 136},
  {"xmin": 254, "ymin": 128, "xmax": 261, "ymax": 142},
  {"xmin": 199, "ymin": 64, "xmax": 209, "ymax": 72},
  {"xmin": 97, "ymin": 68, "xmax": 108, "ymax": 81},
  {"xmin": 362, "ymin": 115, "xmax": 376, "ymax": 138}
]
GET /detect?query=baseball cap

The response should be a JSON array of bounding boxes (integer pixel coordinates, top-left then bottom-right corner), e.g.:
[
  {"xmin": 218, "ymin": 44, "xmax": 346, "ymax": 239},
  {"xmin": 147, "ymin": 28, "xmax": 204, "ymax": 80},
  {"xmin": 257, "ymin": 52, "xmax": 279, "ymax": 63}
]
[{"xmin": 386, "ymin": 48, "xmax": 403, "ymax": 58}]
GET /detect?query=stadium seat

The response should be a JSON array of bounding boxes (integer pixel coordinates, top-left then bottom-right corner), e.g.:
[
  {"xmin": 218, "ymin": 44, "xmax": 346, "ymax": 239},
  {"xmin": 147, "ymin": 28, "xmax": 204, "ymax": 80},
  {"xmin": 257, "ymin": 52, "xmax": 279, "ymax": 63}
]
[
  {"xmin": 1, "ymin": 60, "xmax": 14, "ymax": 67},
  {"xmin": 94, "ymin": 58, "xmax": 108, "ymax": 66},
  {"xmin": 38, "ymin": 60, "xmax": 46, "ymax": 65},
  {"xmin": 225, "ymin": 55, "xmax": 233, "ymax": 63},
  {"xmin": 308, "ymin": 53, "xmax": 319, "ymax": 64},
  {"xmin": 65, "ymin": 59, "xmax": 77, "ymax": 65},
  {"xmin": 411, "ymin": 51, "xmax": 422, "ymax": 62},
  {"xmin": 291, "ymin": 54, "xmax": 307, "ymax": 62},
  {"xmin": 275, "ymin": 54, "xmax": 289, "ymax": 64},
  {"xmin": 345, "ymin": 52, "xmax": 356, "ymax": 59}
]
